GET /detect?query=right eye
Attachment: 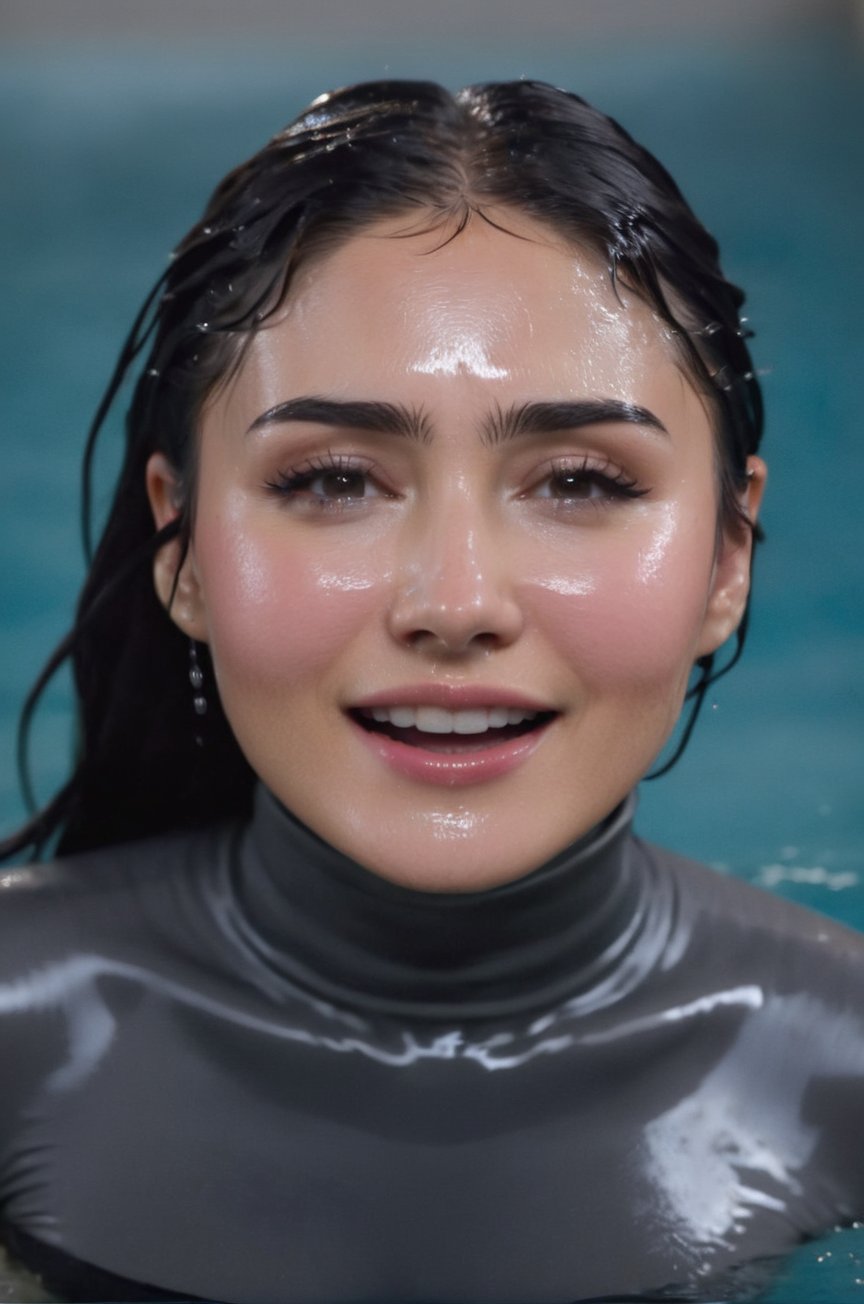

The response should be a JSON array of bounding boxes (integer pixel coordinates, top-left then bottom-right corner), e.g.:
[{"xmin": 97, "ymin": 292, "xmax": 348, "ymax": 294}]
[
  {"xmin": 265, "ymin": 456, "xmax": 386, "ymax": 512},
  {"xmin": 297, "ymin": 468, "xmax": 372, "ymax": 499}
]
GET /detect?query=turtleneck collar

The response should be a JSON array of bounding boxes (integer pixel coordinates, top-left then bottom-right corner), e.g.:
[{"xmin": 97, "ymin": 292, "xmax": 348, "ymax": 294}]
[{"xmin": 228, "ymin": 786, "xmax": 664, "ymax": 1021}]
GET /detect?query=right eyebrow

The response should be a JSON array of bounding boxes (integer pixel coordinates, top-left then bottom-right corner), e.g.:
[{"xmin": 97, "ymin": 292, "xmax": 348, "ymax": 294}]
[{"xmin": 247, "ymin": 396, "xmax": 432, "ymax": 443}]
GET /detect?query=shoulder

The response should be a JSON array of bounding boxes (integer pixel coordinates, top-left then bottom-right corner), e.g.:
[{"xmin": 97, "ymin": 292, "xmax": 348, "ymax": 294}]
[
  {"xmin": 638, "ymin": 833, "xmax": 864, "ymax": 1017},
  {"xmin": 0, "ymin": 822, "xmax": 236, "ymax": 980},
  {"xmin": 651, "ymin": 835, "xmax": 864, "ymax": 940},
  {"xmin": 637, "ymin": 837, "xmax": 864, "ymax": 1205},
  {"xmin": 0, "ymin": 823, "xmax": 226, "ymax": 902}
]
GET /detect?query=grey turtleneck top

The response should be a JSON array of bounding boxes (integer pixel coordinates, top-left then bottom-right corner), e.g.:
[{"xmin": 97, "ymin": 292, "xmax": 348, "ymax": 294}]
[{"xmin": 1, "ymin": 788, "xmax": 864, "ymax": 1303}]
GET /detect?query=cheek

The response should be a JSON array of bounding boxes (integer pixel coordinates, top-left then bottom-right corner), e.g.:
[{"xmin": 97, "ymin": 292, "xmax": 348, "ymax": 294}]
[
  {"xmin": 523, "ymin": 509, "xmax": 716, "ymax": 687},
  {"xmin": 193, "ymin": 506, "xmax": 386, "ymax": 688}
]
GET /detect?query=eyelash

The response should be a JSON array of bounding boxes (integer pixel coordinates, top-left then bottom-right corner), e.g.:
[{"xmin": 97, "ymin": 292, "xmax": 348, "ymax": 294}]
[
  {"xmin": 265, "ymin": 454, "xmax": 384, "ymax": 511},
  {"xmin": 529, "ymin": 457, "xmax": 649, "ymax": 505},
  {"xmin": 264, "ymin": 452, "xmax": 649, "ymax": 511}
]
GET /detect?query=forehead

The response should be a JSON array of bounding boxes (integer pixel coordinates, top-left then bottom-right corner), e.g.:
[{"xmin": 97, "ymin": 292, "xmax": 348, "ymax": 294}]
[{"xmin": 210, "ymin": 209, "xmax": 699, "ymax": 432}]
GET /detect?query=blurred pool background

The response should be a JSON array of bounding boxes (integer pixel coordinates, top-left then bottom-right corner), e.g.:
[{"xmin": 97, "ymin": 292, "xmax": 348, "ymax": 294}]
[{"xmin": 1, "ymin": 0, "xmax": 863, "ymax": 1298}]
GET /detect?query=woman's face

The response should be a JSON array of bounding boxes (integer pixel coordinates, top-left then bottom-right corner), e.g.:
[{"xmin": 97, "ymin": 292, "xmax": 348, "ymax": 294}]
[{"xmin": 150, "ymin": 211, "xmax": 762, "ymax": 890}]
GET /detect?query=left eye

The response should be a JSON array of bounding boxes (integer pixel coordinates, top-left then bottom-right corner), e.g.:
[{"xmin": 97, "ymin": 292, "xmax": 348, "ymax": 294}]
[{"xmin": 534, "ymin": 464, "xmax": 645, "ymax": 502}]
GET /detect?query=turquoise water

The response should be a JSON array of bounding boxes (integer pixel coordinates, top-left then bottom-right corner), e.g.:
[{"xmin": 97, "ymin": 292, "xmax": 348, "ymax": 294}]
[{"xmin": 1, "ymin": 27, "xmax": 862, "ymax": 1303}]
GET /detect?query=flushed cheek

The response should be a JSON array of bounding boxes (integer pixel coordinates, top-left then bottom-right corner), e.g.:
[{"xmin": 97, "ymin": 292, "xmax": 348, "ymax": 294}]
[
  {"xmin": 194, "ymin": 511, "xmax": 387, "ymax": 687},
  {"xmin": 523, "ymin": 518, "xmax": 714, "ymax": 687}
]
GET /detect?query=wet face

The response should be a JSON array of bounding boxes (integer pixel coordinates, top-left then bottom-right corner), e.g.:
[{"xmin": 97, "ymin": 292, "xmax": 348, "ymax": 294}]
[{"xmin": 149, "ymin": 211, "xmax": 763, "ymax": 890}]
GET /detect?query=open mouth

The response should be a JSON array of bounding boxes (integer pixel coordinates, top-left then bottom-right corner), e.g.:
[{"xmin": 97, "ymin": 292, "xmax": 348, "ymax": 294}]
[{"xmin": 350, "ymin": 705, "xmax": 558, "ymax": 753}]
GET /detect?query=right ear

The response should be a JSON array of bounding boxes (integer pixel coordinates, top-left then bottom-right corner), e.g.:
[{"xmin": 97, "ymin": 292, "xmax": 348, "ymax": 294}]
[{"xmin": 145, "ymin": 452, "xmax": 208, "ymax": 641}]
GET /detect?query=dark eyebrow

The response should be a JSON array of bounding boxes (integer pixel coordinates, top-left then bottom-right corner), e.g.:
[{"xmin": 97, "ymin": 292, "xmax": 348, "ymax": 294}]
[
  {"xmin": 247, "ymin": 396, "xmax": 432, "ymax": 443},
  {"xmin": 483, "ymin": 400, "xmax": 668, "ymax": 446}
]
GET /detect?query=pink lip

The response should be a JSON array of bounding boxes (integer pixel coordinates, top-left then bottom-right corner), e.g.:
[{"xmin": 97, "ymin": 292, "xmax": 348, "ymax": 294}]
[
  {"xmin": 348, "ymin": 712, "xmax": 555, "ymax": 788},
  {"xmin": 351, "ymin": 684, "xmax": 554, "ymax": 712}
]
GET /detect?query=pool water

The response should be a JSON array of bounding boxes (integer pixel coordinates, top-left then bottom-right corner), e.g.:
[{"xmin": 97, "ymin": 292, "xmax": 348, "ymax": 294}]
[{"xmin": 0, "ymin": 26, "xmax": 862, "ymax": 1304}]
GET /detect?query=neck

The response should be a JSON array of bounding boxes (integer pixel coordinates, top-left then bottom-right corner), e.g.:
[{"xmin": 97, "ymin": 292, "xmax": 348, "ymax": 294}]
[{"xmin": 230, "ymin": 787, "xmax": 664, "ymax": 1021}]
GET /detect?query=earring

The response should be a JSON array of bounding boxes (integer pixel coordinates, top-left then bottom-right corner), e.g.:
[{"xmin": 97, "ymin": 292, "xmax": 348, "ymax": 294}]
[{"xmin": 188, "ymin": 639, "xmax": 207, "ymax": 745}]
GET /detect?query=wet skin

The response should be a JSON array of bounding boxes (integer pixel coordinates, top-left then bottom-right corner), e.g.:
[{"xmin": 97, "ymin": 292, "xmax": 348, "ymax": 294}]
[{"xmin": 148, "ymin": 210, "xmax": 764, "ymax": 891}]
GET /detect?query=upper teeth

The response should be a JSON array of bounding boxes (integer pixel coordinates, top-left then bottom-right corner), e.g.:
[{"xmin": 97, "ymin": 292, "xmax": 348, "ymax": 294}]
[{"xmin": 362, "ymin": 706, "xmax": 540, "ymax": 734}]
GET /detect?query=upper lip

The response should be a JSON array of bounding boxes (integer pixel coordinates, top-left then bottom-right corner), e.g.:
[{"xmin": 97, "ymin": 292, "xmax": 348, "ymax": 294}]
[{"xmin": 349, "ymin": 684, "xmax": 557, "ymax": 712}]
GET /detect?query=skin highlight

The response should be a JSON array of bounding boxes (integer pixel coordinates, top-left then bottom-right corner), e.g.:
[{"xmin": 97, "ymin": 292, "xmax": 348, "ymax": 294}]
[{"xmin": 148, "ymin": 211, "xmax": 764, "ymax": 891}]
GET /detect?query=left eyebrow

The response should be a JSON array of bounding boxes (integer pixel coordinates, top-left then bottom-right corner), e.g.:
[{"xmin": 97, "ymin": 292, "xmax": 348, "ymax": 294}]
[
  {"xmin": 247, "ymin": 396, "xmax": 432, "ymax": 443},
  {"xmin": 482, "ymin": 399, "xmax": 668, "ymax": 446}
]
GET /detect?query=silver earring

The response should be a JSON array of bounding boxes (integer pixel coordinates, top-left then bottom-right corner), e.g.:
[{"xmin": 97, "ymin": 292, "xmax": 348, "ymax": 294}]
[{"xmin": 188, "ymin": 640, "xmax": 207, "ymax": 744}]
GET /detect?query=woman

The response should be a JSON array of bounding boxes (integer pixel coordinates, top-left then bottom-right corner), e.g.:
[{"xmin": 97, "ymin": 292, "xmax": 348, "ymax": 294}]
[{"xmin": 1, "ymin": 78, "xmax": 863, "ymax": 1304}]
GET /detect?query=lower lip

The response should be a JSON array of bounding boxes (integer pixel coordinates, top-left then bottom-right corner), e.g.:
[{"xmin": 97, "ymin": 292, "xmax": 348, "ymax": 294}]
[{"xmin": 348, "ymin": 716, "xmax": 553, "ymax": 787}]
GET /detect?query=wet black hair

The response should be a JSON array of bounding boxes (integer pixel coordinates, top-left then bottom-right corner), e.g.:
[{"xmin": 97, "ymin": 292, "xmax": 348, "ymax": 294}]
[{"xmin": 2, "ymin": 78, "xmax": 764, "ymax": 861}]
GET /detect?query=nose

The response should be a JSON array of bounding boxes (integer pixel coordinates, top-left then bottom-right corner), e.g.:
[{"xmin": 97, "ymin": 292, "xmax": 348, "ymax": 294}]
[{"xmin": 387, "ymin": 498, "xmax": 524, "ymax": 657}]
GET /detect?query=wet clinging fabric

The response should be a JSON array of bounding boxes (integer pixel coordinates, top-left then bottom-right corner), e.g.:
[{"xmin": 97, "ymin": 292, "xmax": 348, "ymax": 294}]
[{"xmin": 2, "ymin": 787, "xmax": 864, "ymax": 1302}]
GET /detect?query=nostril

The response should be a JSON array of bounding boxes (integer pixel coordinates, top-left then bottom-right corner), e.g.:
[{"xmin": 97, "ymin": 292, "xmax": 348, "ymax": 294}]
[{"xmin": 402, "ymin": 626, "xmax": 508, "ymax": 656}]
